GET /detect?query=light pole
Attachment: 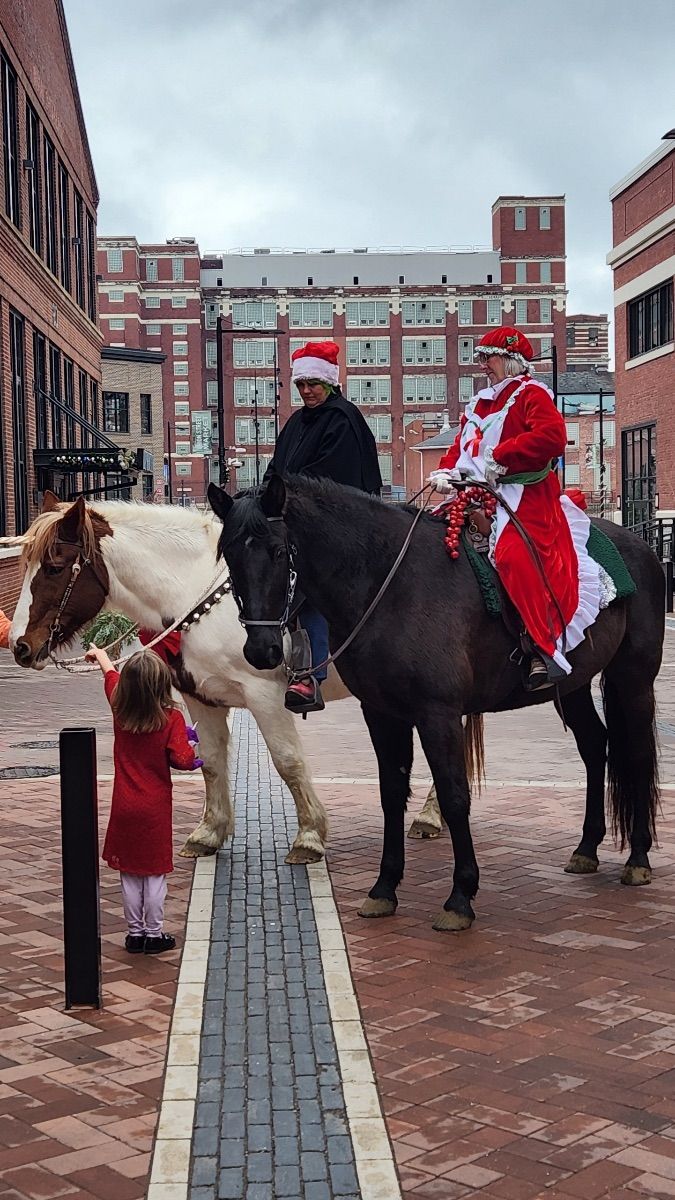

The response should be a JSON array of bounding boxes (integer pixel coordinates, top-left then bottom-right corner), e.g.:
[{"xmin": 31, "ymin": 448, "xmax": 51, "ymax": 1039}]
[
  {"xmin": 215, "ymin": 321, "xmax": 286, "ymax": 490},
  {"xmin": 598, "ymin": 388, "xmax": 605, "ymax": 517}
]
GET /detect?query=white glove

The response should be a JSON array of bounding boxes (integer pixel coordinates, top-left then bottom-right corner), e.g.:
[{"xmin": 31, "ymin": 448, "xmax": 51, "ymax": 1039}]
[{"xmin": 427, "ymin": 468, "xmax": 461, "ymax": 495}]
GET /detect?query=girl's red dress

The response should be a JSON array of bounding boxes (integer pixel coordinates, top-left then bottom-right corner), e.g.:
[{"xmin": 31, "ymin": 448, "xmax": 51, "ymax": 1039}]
[{"xmin": 102, "ymin": 670, "xmax": 196, "ymax": 875}]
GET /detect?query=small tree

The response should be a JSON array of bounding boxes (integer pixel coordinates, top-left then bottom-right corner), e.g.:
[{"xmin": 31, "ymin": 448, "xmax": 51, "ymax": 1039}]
[{"xmin": 81, "ymin": 611, "xmax": 137, "ymax": 652}]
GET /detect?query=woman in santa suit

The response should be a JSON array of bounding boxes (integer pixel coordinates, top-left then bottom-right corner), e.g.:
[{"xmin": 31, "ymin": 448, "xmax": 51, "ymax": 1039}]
[{"xmin": 428, "ymin": 326, "xmax": 602, "ymax": 691}]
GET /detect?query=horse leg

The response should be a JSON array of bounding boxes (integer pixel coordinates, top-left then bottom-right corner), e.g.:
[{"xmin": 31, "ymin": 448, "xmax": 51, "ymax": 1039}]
[
  {"xmin": 560, "ymin": 686, "xmax": 608, "ymax": 875},
  {"xmin": 603, "ymin": 669, "xmax": 658, "ymax": 886},
  {"xmin": 246, "ymin": 689, "xmax": 328, "ymax": 864},
  {"xmin": 416, "ymin": 707, "xmax": 479, "ymax": 931},
  {"xmin": 407, "ymin": 784, "xmax": 442, "ymax": 839},
  {"xmin": 358, "ymin": 705, "xmax": 413, "ymax": 918},
  {"xmin": 180, "ymin": 700, "xmax": 234, "ymax": 858}
]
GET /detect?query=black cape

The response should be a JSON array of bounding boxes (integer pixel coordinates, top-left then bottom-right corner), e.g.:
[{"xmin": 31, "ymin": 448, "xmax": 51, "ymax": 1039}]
[{"xmin": 263, "ymin": 389, "xmax": 382, "ymax": 494}]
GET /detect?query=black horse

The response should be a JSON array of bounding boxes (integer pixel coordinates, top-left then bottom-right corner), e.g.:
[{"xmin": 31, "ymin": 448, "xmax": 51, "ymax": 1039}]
[{"xmin": 207, "ymin": 475, "xmax": 664, "ymax": 933}]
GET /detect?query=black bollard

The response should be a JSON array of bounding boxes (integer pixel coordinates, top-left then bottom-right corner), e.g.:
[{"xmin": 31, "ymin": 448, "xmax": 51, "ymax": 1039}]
[
  {"xmin": 60, "ymin": 727, "xmax": 102, "ymax": 1009},
  {"xmin": 663, "ymin": 560, "xmax": 674, "ymax": 614}
]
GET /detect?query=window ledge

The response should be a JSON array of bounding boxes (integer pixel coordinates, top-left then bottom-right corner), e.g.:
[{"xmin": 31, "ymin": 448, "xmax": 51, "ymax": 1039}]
[{"xmin": 625, "ymin": 342, "xmax": 674, "ymax": 370}]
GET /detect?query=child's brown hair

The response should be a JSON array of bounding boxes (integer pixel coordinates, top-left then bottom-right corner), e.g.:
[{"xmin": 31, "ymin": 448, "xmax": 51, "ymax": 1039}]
[{"xmin": 111, "ymin": 650, "xmax": 176, "ymax": 733}]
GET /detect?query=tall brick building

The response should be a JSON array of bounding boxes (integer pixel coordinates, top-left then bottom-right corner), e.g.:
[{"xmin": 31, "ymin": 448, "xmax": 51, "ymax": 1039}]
[
  {"xmin": 608, "ymin": 138, "xmax": 674, "ymax": 531},
  {"xmin": 0, "ymin": 0, "xmax": 102, "ymax": 604},
  {"xmin": 565, "ymin": 314, "xmax": 610, "ymax": 370}
]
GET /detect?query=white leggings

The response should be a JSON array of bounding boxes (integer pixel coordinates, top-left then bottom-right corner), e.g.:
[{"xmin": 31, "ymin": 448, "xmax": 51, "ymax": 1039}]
[{"xmin": 120, "ymin": 872, "xmax": 167, "ymax": 937}]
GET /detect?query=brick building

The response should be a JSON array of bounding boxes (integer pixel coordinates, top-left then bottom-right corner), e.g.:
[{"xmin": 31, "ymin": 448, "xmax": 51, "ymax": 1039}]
[
  {"xmin": 543, "ymin": 370, "xmax": 617, "ymax": 515},
  {"xmin": 608, "ymin": 137, "xmax": 674, "ymax": 531},
  {"xmin": 100, "ymin": 347, "xmax": 165, "ymax": 502},
  {"xmin": 97, "ymin": 236, "xmax": 206, "ymax": 503},
  {"xmin": 565, "ymin": 314, "xmax": 610, "ymax": 370},
  {"xmin": 0, "ymin": 0, "xmax": 103, "ymax": 608}
]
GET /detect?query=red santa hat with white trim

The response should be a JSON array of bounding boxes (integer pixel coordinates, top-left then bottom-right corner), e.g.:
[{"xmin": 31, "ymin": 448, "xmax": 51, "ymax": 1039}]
[
  {"xmin": 291, "ymin": 340, "xmax": 340, "ymax": 387},
  {"xmin": 475, "ymin": 326, "xmax": 534, "ymax": 370}
]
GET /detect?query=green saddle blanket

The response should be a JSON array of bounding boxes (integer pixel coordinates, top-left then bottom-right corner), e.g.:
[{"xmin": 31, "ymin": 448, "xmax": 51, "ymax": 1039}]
[{"xmin": 464, "ymin": 521, "xmax": 637, "ymax": 618}]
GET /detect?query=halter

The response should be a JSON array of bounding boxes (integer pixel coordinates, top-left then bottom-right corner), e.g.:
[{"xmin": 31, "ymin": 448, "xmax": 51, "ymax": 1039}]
[
  {"xmin": 230, "ymin": 517, "xmax": 299, "ymax": 631},
  {"xmin": 46, "ymin": 540, "xmax": 107, "ymax": 660}
]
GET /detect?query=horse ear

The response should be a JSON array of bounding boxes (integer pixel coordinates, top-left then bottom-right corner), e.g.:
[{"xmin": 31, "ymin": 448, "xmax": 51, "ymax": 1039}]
[
  {"xmin": 58, "ymin": 496, "xmax": 86, "ymax": 545},
  {"xmin": 41, "ymin": 490, "xmax": 61, "ymax": 513},
  {"xmin": 207, "ymin": 482, "xmax": 233, "ymax": 522},
  {"xmin": 261, "ymin": 473, "xmax": 286, "ymax": 519}
]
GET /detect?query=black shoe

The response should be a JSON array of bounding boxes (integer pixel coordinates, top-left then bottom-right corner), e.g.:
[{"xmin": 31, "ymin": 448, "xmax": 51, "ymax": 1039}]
[
  {"xmin": 284, "ymin": 679, "xmax": 325, "ymax": 714},
  {"xmin": 144, "ymin": 933, "xmax": 176, "ymax": 955},
  {"xmin": 125, "ymin": 934, "xmax": 146, "ymax": 954},
  {"xmin": 525, "ymin": 655, "xmax": 553, "ymax": 692}
]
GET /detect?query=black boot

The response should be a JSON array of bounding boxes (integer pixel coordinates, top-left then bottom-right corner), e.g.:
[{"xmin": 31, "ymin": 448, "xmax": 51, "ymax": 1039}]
[{"xmin": 526, "ymin": 654, "xmax": 553, "ymax": 691}]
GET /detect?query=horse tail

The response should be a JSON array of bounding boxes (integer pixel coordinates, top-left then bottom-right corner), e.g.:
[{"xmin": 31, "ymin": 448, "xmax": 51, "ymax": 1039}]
[
  {"xmin": 601, "ymin": 671, "xmax": 659, "ymax": 849},
  {"xmin": 464, "ymin": 713, "xmax": 485, "ymax": 795}
]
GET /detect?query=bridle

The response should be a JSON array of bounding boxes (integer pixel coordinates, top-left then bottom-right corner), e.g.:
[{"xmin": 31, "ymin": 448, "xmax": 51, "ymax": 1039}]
[
  {"xmin": 45, "ymin": 539, "xmax": 108, "ymax": 659},
  {"xmin": 229, "ymin": 518, "xmax": 299, "ymax": 631}
]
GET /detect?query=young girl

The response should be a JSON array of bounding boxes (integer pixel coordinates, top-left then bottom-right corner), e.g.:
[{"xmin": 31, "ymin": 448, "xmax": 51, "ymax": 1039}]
[
  {"xmin": 0, "ymin": 608, "xmax": 10, "ymax": 650},
  {"xmin": 85, "ymin": 645, "xmax": 201, "ymax": 955}
]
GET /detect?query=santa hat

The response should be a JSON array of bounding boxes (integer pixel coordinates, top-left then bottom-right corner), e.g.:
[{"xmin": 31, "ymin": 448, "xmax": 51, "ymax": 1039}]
[
  {"xmin": 291, "ymin": 340, "xmax": 340, "ymax": 387},
  {"xmin": 475, "ymin": 326, "xmax": 534, "ymax": 369}
]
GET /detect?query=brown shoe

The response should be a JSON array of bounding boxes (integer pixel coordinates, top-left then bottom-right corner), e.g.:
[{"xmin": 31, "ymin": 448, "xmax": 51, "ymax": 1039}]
[{"xmin": 526, "ymin": 655, "xmax": 553, "ymax": 691}]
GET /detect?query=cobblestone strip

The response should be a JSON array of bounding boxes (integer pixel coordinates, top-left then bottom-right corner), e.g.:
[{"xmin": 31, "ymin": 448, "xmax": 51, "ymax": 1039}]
[{"xmin": 189, "ymin": 711, "xmax": 369, "ymax": 1200}]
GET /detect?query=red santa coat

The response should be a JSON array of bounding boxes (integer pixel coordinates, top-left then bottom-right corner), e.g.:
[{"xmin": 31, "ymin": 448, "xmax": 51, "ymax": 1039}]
[
  {"xmin": 439, "ymin": 375, "xmax": 600, "ymax": 665},
  {"xmin": 102, "ymin": 670, "xmax": 197, "ymax": 875}
]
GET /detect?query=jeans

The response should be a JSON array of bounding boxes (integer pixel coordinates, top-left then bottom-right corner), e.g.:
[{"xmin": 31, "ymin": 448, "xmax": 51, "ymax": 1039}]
[{"xmin": 299, "ymin": 602, "xmax": 329, "ymax": 683}]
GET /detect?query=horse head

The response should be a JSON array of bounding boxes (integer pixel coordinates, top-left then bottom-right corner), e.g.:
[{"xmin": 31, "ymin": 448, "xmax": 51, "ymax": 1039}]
[
  {"xmin": 207, "ymin": 476, "xmax": 289, "ymax": 672},
  {"xmin": 11, "ymin": 492, "xmax": 111, "ymax": 669}
]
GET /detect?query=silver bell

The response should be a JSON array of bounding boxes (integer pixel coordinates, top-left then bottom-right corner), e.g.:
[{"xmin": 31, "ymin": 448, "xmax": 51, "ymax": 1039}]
[
  {"xmin": 204, "ymin": 602, "xmax": 211, "ymax": 611},
  {"xmin": 192, "ymin": 612, "xmax": 201, "ymax": 622}
]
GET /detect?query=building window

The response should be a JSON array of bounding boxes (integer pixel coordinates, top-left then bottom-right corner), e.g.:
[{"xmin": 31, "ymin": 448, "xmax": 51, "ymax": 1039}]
[
  {"xmin": 588, "ymin": 326, "xmax": 599, "ymax": 346},
  {"xmin": 289, "ymin": 301, "xmax": 333, "ymax": 328},
  {"xmin": 565, "ymin": 422, "xmax": 579, "ymax": 448},
  {"xmin": 486, "ymin": 298, "xmax": 501, "ymax": 325},
  {"xmin": 566, "ymin": 325, "xmax": 575, "ymax": 347},
  {"xmin": 142, "ymin": 474, "xmax": 154, "ymax": 500},
  {"xmin": 540, "ymin": 298, "xmax": 552, "ymax": 323},
  {"xmin": 378, "ymin": 454, "xmax": 392, "ymax": 484},
  {"xmin": 146, "ymin": 322, "xmax": 161, "ymax": 335},
  {"xmin": 205, "ymin": 342, "xmax": 217, "ymax": 369},
  {"xmin": 49, "ymin": 344, "xmax": 62, "ymax": 447},
  {"xmin": 108, "ymin": 318, "xmax": 125, "ymax": 330},
  {"xmin": 345, "ymin": 301, "xmax": 389, "ymax": 328},
  {"xmin": 172, "ymin": 257, "xmax": 184, "ymax": 281},
  {"xmin": 174, "ymin": 361, "xmax": 189, "ymax": 375},
  {"xmin": 78, "ymin": 369, "xmax": 89, "ymax": 448},
  {"xmin": 103, "ymin": 391, "xmax": 130, "ymax": 433},
  {"xmin": 346, "ymin": 338, "xmax": 390, "ymax": 366},
  {"xmin": 628, "ymin": 283, "xmax": 674, "ymax": 359},
  {"xmin": 234, "ymin": 339, "xmax": 276, "ymax": 368},
  {"xmin": 345, "ymin": 377, "xmax": 391, "ymax": 404},
  {"xmin": 458, "ymin": 300, "xmax": 473, "ymax": 326},
  {"xmin": 235, "ymin": 417, "xmax": 277, "ymax": 445},
  {"xmin": 539, "ymin": 206, "xmax": 551, "ymax": 230},
  {"xmin": 232, "ymin": 300, "xmax": 277, "ymax": 328},
  {"xmin": 401, "ymin": 300, "xmax": 445, "ymax": 326},
  {"xmin": 145, "ymin": 295, "xmax": 161, "ymax": 308},
  {"xmin": 86, "ymin": 213, "xmax": 97, "ymax": 322},
  {"xmin": 175, "ymin": 461, "xmax": 192, "ymax": 477},
  {"xmin": 565, "ymin": 464, "xmax": 580, "ymax": 485},
  {"xmin": 140, "ymin": 393, "xmax": 152, "ymax": 435},
  {"xmin": 44, "ymin": 136, "xmax": 58, "ymax": 275},
  {"xmin": 108, "ymin": 289, "xmax": 124, "ymax": 302},
  {"xmin": 515, "ymin": 262, "xmax": 527, "ymax": 285},
  {"xmin": 107, "ymin": 247, "xmax": 123, "ymax": 273},
  {"xmin": 1, "ymin": 55, "xmax": 20, "ymax": 228},
  {"xmin": 173, "ymin": 322, "xmax": 188, "ymax": 335},
  {"xmin": 236, "ymin": 455, "xmax": 273, "ymax": 489},
  {"xmin": 403, "ymin": 376, "xmax": 446, "ymax": 404},
  {"xmin": 514, "ymin": 206, "xmax": 526, "ymax": 230},
  {"xmin": 175, "ymin": 421, "xmax": 190, "ymax": 438},
  {"xmin": 594, "ymin": 419, "xmax": 615, "ymax": 448},
  {"xmin": 174, "ymin": 382, "xmax": 190, "ymax": 396},
  {"xmin": 25, "ymin": 103, "xmax": 41, "ymax": 254},
  {"xmin": 514, "ymin": 299, "xmax": 528, "ymax": 325},
  {"xmin": 458, "ymin": 337, "xmax": 473, "ymax": 364},
  {"xmin": 58, "ymin": 162, "xmax": 71, "ymax": 291},
  {"xmin": 173, "ymin": 341, "xmax": 188, "ymax": 356},
  {"xmin": 459, "ymin": 375, "xmax": 474, "ymax": 403},
  {"xmin": 234, "ymin": 378, "xmax": 275, "ymax": 406},
  {"xmin": 146, "ymin": 258, "xmax": 158, "ymax": 281},
  {"xmin": 33, "ymin": 331, "xmax": 48, "ymax": 449},
  {"xmin": 205, "ymin": 303, "xmax": 218, "ymax": 328},
  {"xmin": 540, "ymin": 261, "xmax": 551, "ymax": 284},
  {"xmin": 9, "ymin": 312, "xmax": 29, "ymax": 532},
  {"xmin": 172, "ymin": 295, "xmax": 187, "ymax": 308},
  {"xmin": 364, "ymin": 415, "xmax": 392, "ymax": 442},
  {"xmin": 175, "ymin": 401, "xmax": 190, "ymax": 416},
  {"xmin": 206, "ymin": 380, "xmax": 218, "ymax": 406},
  {"xmin": 540, "ymin": 337, "xmax": 552, "ymax": 356},
  {"xmin": 63, "ymin": 357, "xmax": 75, "ymax": 445},
  {"xmin": 402, "ymin": 337, "xmax": 445, "ymax": 365},
  {"xmin": 73, "ymin": 191, "xmax": 84, "ymax": 309},
  {"xmin": 175, "ymin": 441, "xmax": 191, "ymax": 456}
]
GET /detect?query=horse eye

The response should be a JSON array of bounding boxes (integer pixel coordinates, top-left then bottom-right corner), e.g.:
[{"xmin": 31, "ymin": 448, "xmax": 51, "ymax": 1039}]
[
  {"xmin": 273, "ymin": 545, "xmax": 287, "ymax": 562},
  {"xmin": 44, "ymin": 562, "xmax": 65, "ymax": 577}
]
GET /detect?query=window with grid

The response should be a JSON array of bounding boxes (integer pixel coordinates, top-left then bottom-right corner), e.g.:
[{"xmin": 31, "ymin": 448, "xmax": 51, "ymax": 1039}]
[
  {"xmin": 345, "ymin": 377, "xmax": 391, "ymax": 404},
  {"xmin": 140, "ymin": 394, "xmax": 152, "ymax": 435},
  {"xmin": 345, "ymin": 301, "xmax": 389, "ymax": 327},
  {"xmin": 540, "ymin": 261, "xmax": 552, "ymax": 283},
  {"xmin": 26, "ymin": 102, "xmax": 41, "ymax": 255},
  {"xmin": 458, "ymin": 300, "xmax": 473, "ymax": 326},
  {"xmin": 172, "ymin": 257, "xmax": 184, "ymax": 281},
  {"xmin": 289, "ymin": 301, "xmax": 333, "ymax": 328},
  {"xmin": 401, "ymin": 300, "xmax": 445, "ymax": 326},
  {"xmin": 487, "ymin": 298, "xmax": 501, "ymax": 325},
  {"xmin": 566, "ymin": 422, "xmax": 579, "ymax": 447},
  {"xmin": 205, "ymin": 342, "xmax": 217, "ymax": 368},
  {"xmin": 174, "ymin": 382, "xmax": 189, "ymax": 396},
  {"xmin": 594, "ymin": 419, "xmax": 615, "ymax": 448},
  {"xmin": 44, "ymin": 136, "xmax": 57, "ymax": 276},
  {"xmin": 539, "ymin": 206, "xmax": 551, "ymax": 230},
  {"xmin": 106, "ymin": 247, "xmax": 123, "ymax": 273},
  {"xmin": 145, "ymin": 295, "xmax": 161, "ymax": 308},
  {"xmin": 206, "ymin": 380, "xmax": 218, "ymax": 406},
  {"xmin": 628, "ymin": 283, "xmax": 673, "ymax": 358},
  {"xmin": 514, "ymin": 206, "xmax": 526, "ymax": 230},
  {"xmin": 377, "ymin": 454, "xmax": 392, "ymax": 484},
  {"xmin": 514, "ymin": 299, "xmax": 528, "ymax": 325},
  {"xmin": 145, "ymin": 258, "xmax": 158, "ymax": 281},
  {"xmin": 175, "ymin": 422, "xmax": 190, "ymax": 438},
  {"xmin": 103, "ymin": 391, "xmax": 129, "ymax": 433},
  {"xmin": 175, "ymin": 401, "xmax": 190, "ymax": 416},
  {"xmin": 58, "ymin": 162, "xmax": 70, "ymax": 292},
  {"xmin": 236, "ymin": 455, "xmax": 273, "ymax": 489},
  {"xmin": 108, "ymin": 318, "xmax": 125, "ymax": 330},
  {"xmin": 235, "ymin": 417, "xmax": 276, "ymax": 444},
  {"xmin": 173, "ymin": 323, "xmax": 188, "ymax": 335},
  {"xmin": 588, "ymin": 326, "xmax": 599, "ymax": 346},
  {"xmin": 364, "ymin": 415, "xmax": 392, "ymax": 442},
  {"xmin": 233, "ymin": 339, "xmax": 276, "ymax": 368},
  {"xmin": 1, "ymin": 56, "xmax": 19, "ymax": 228},
  {"xmin": 403, "ymin": 376, "xmax": 446, "ymax": 404},
  {"xmin": 173, "ymin": 341, "xmax": 188, "ymax": 356},
  {"xmin": 566, "ymin": 324, "xmax": 575, "ymax": 346},
  {"xmin": 205, "ymin": 303, "xmax": 218, "ymax": 328},
  {"xmin": 540, "ymin": 298, "xmax": 552, "ymax": 323},
  {"xmin": 174, "ymin": 362, "xmax": 189, "ymax": 375},
  {"xmin": 515, "ymin": 262, "xmax": 527, "ymax": 285},
  {"xmin": 234, "ymin": 378, "xmax": 275, "ymax": 406},
  {"xmin": 458, "ymin": 337, "xmax": 473, "ymax": 364},
  {"xmin": 346, "ymin": 338, "xmax": 390, "ymax": 366},
  {"xmin": 232, "ymin": 300, "xmax": 277, "ymax": 328},
  {"xmin": 108, "ymin": 289, "xmax": 124, "ymax": 303},
  {"xmin": 459, "ymin": 376, "xmax": 474, "ymax": 403},
  {"xmin": 402, "ymin": 337, "xmax": 445, "ymax": 365},
  {"xmin": 403, "ymin": 412, "xmax": 444, "ymax": 428},
  {"xmin": 565, "ymin": 464, "xmax": 579, "ymax": 484},
  {"xmin": 146, "ymin": 323, "xmax": 161, "ymax": 335},
  {"xmin": 172, "ymin": 295, "xmax": 187, "ymax": 308},
  {"xmin": 540, "ymin": 337, "xmax": 552, "ymax": 356},
  {"xmin": 175, "ymin": 441, "xmax": 191, "ymax": 456}
]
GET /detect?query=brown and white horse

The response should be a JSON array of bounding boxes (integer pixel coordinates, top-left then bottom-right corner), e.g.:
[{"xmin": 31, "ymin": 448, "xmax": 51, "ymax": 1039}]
[{"xmin": 8, "ymin": 492, "xmax": 354, "ymax": 863}]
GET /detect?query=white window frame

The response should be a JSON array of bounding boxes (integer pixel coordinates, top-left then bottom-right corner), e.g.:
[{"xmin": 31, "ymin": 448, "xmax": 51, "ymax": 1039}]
[
  {"xmin": 205, "ymin": 303, "xmax": 219, "ymax": 329},
  {"xmin": 364, "ymin": 414, "xmax": 392, "ymax": 442},
  {"xmin": 175, "ymin": 461, "xmax": 192, "ymax": 477},
  {"xmin": 234, "ymin": 417, "xmax": 277, "ymax": 445},
  {"xmin": 106, "ymin": 247, "xmax": 123, "ymax": 273},
  {"xmin": 487, "ymin": 298, "xmax": 501, "ymax": 325},
  {"xmin": 566, "ymin": 421, "xmax": 580, "ymax": 448},
  {"xmin": 377, "ymin": 453, "xmax": 393, "ymax": 484},
  {"xmin": 564, "ymin": 464, "xmax": 579, "ymax": 485},
  {"xmin": 539, "ymin": 206, "xmax": 551, "ymax": 230},
  {"xmin": 175, "ymin": 441, "xmax": 191, "ymax": 456},
  {"xmin": 401, "ymin": 300, "xmax": 445, "ymax": 327},
  {"xmin": 402, "ymin": 337, "xmax": 445, "ymax": 366},
  {"xmin": 345, "ymin": 301, "xmax": 389, "ymax": 328},
  {"xmin": 146, "ymin": 322, "xmax": 161, "ymax": 336},
  {"xmin": 206, "ymin": 380, "xmax": 218, "ymax": 406},
  {"xmin": 402, "ymin": 376, "xmax": 447, "ymax": 405},
  {"xmin": 540, "ymin": 261, "xmax": 552, "ymax": 284},
  {"xmin": 108, "ymin": 318, "xmax": 125, "ymax": 330},
  {"xmin": 514, "ymin": 299, "xmax": 528, "ymax": 325},
  {"xmin": 174, "ymin": 362, "xmax": 189, "ymax": 376},
  {"xmin": 236, "ymin": 454, "xmax": 273, "ymax": 489},
  {"xmin": 173, "ymin": 322, "xmax": 188, "ymax": 335},
  {"xmin": 231, "ymin": 300, "xmax": 277, "ymax": 328},
  {"xmin": 514, "ymin": 206, "xmax": 526, "ymax": 230},
  {"xmin": 288, "ymin": 301, "xmax": 333, "ymax": 328},
  {"xmin": 594, "ymin": 419, "xmax": 616, "ymax": 448},
  {"xmin": 458, "ymin": 300, "xmax": 473, "ymax": 326},
  {"xmin": 540, "ymin": 298, "xmax": 552, "ymax": 323},
  {"xmin": 174, "ymin": 382, "xmax": 190, "ymax": 396},
  {"xmin": 145, "ymin": 258, "xmax": 158, "ymax": 281},
  {"xmin": 172, "ymin": 256, "xmax": 184, "ymax": 281},
  {"xmin": 108, "ymin": 288, "xmax": 124, "ymax": 303},
  {"xmin": 458, "ymin": 337, "xmax": 473, "ymax": 365},
  {"xmin": 145, "ymin": 295, "xmax": 161, "ymax": 308},
  {"xmin": 459, "ymin": 376, "xmax": 474, "ymax": 404},
  {"xmin": 515, "ymin": 262, "xmax": 527, "ymax": 285},
  {"xmin": 345, "ymin": 376, "xmax": 391, "ymax": 405},
  {"xmin": 206, "ymin": 342, "xmax": 217, "ymax": 369},
  {"xmin": 171, "ymin": 295, "xmax": 187, "ymax": 308},
  {"xmin": 346, "ymin": 337, "xmax": 390, "ymax": 366},
  {"xmin": 175, "ymin": 422, "xmax": 190, "ymax": 438},
  {"xmin": 233, "ymin": 339, "xmax": 276, "ymax": 368},
  {"xmin": 234, "ymin": 377, "xmax": 275, "ymax": 406},
  {"xmin": 174, "ymin": 401, "xmax": 190, "ymax": 416},
  {"xmin": 173, "ymin": 341, "xmax": 188, "ymax": 356}
]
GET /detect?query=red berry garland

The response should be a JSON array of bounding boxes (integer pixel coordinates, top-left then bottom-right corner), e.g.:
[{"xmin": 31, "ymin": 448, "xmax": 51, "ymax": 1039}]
[{"xmin": 442, "ymin": 486, "xmax": 498, "ymax": 561}]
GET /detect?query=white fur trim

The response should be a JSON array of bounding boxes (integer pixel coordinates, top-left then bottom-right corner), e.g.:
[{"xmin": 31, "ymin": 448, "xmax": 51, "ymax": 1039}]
[
  {"xmin": 292, "ymin": 356, "xmax": 339, "ymax": 386},
  {"xmin": 484, "ymin": 447, "xmax": 507, "ymax": 477},
  {"xmin": 551, "ymin": 496, "xmax": 602, "ymax": 674},
  {"xmin": 474, "ymin": 346, "xmax": 530, "ymax": 370}
]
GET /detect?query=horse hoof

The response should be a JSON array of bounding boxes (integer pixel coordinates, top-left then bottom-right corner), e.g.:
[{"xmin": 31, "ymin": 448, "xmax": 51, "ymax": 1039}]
[
  {"xmin": 358, "ymin": 897, "xmax": 397, "ymax": 918},
  {"xmin": 564, "ymin": 853, "xmax": 599, "ymax": 875},
  {"xmin": 285, "ymin": 846, "xmax": 324, "ymax": 865},
  {"xmin": 621, "ymin": 865, "xmax": 652, "ymax": 886},
  {"xmin": 432, "ymin": 908, "xmax": 474, "ymax": 932},
  {"xmin": 407, "ymin": 819, "xmax": 442, "ymax": 840},
  {"xmin": 179, "ymin": 841, "xmax": 219, "ymax": 859}
]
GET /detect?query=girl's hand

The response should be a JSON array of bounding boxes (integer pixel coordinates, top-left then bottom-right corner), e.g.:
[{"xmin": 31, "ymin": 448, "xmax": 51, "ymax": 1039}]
[{"xmin": 84, "ymin": 648, "xmax": 102, "ymax": 663}]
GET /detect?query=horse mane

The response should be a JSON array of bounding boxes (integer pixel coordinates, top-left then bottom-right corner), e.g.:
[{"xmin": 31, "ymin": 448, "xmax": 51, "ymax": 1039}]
[
  {"xmin": 22, "ymin": 500, "xmax": 219, "ymax": 567},
  {"xmin": 21, "ymin": 508, "xmax": 98, "ymax": 566}
]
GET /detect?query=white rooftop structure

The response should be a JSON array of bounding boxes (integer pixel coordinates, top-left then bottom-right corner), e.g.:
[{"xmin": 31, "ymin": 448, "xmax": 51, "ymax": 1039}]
[{"xmin": 201, "ymin": 247, "xmax": 500, "ymax": 290}]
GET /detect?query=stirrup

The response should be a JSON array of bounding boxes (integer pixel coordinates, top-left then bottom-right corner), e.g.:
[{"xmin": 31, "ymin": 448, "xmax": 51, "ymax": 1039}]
[{"xmin": 284, "ymin": 677, "xmax": 325, "ymax": 714}]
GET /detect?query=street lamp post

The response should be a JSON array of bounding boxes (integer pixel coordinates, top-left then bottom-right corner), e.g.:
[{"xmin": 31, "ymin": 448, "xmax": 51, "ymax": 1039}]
[{"xmin": 598, "ymin": 388, "xmax": 605, "ymax": 518}]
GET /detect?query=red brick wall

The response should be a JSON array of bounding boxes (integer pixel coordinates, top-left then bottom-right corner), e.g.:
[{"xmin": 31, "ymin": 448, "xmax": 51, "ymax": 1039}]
[
  {"xmin": 612, "ymin": 153, "xmax": 674, "ymax": 244},
  {"xmin": 0, "ymin": 553, "xmax": 24, "ymax": 615}
]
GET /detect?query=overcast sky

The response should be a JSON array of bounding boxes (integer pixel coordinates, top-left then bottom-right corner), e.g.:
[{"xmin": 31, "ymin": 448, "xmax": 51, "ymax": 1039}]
[{"xmin": 64, "ymin": 0, "xmax": 675, "ymax": 322}]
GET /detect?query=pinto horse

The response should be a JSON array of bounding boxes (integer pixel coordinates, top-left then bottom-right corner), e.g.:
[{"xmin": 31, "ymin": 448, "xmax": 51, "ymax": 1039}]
[{"xmin": 208, "ymin": 474, "xmax": 665, "ymax": 932}]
